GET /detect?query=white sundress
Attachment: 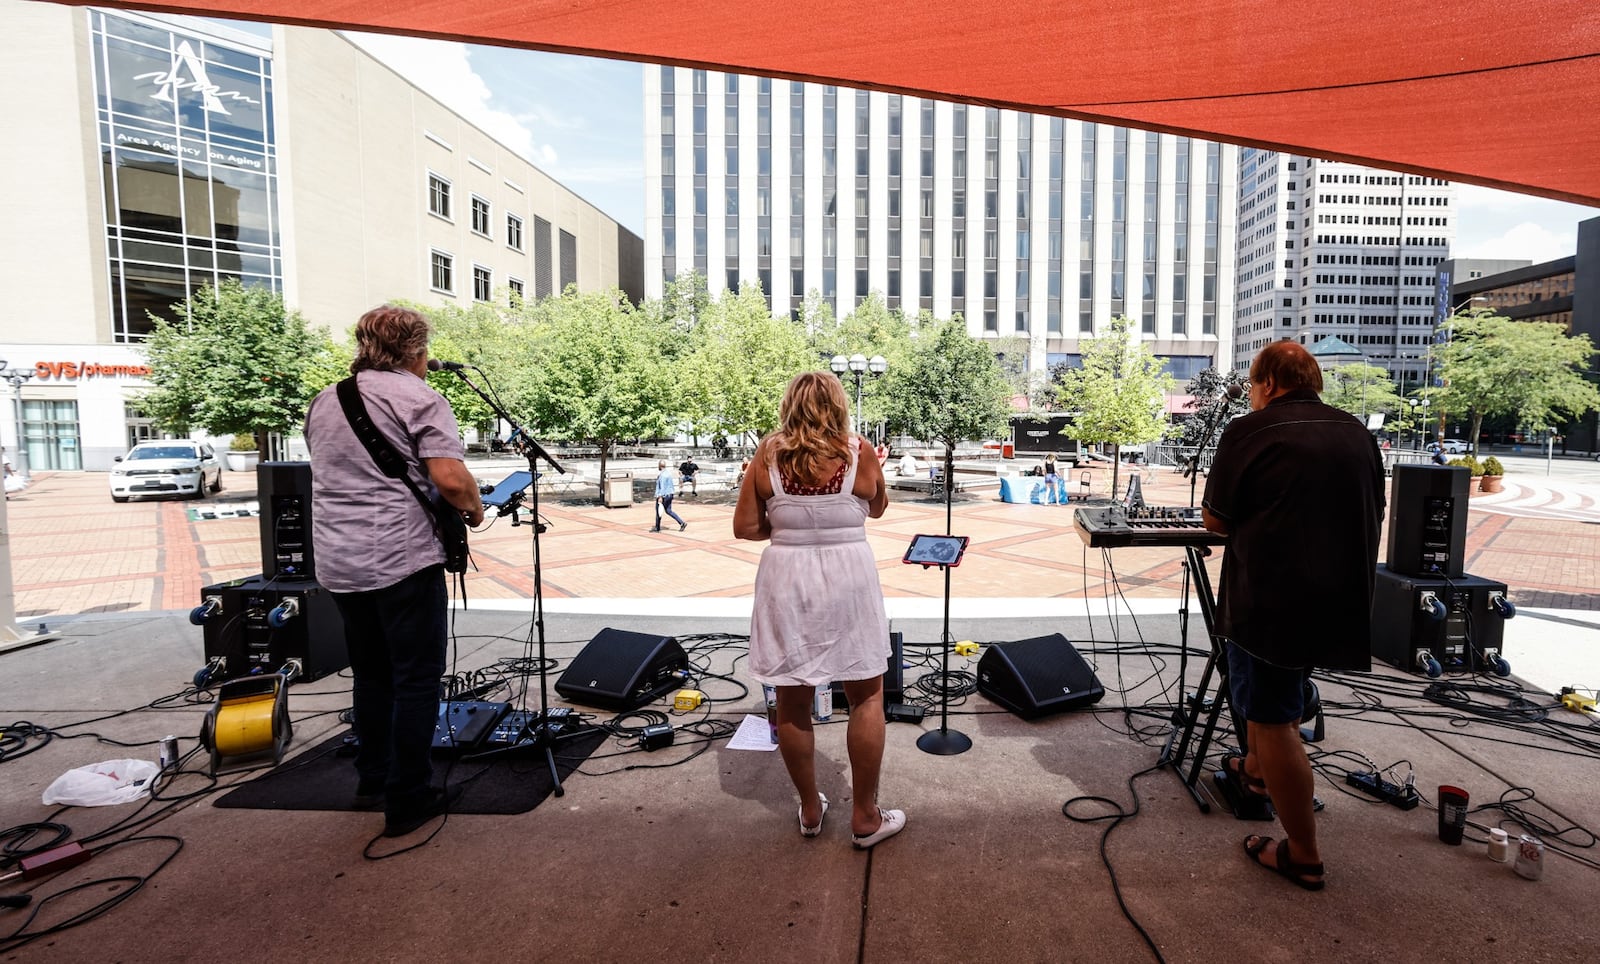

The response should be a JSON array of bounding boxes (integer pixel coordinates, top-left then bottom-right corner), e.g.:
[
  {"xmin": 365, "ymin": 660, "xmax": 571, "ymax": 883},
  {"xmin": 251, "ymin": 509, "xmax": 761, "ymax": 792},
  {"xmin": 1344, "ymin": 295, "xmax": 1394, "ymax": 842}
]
[{"xmin": 748, "ymin": 438, "xmax": 891, "ymax": 686}]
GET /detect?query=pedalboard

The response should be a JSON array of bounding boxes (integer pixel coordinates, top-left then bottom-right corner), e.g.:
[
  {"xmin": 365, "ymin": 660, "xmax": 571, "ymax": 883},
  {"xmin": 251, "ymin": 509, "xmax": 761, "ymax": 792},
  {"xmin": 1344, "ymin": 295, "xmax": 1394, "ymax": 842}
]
[
  {"xmin": 1346, "ymin": 771, "xmax": 1421, "ymax": 810},
  {"xmin": 432, "ymin": 700, "xmax": 510, "ymax": 750},
  {"xmin": 482, "ymin": 707, "xmax": 579, "ymax": 748},
  {"xmin": 885, "ymin": 703, "xmax": 926, "ymax": 724}
]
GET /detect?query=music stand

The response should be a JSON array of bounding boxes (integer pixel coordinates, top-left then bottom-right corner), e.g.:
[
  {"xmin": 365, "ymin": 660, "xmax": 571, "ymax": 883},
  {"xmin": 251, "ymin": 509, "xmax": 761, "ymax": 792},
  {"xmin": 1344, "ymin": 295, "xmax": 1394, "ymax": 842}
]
[
  {"xmin": 443, "ymin": 366, "xmax": 572, "ymax": 794},
  {"xmin": 906, "ymin": 527, "xmax": 972, "ymax": 754}
]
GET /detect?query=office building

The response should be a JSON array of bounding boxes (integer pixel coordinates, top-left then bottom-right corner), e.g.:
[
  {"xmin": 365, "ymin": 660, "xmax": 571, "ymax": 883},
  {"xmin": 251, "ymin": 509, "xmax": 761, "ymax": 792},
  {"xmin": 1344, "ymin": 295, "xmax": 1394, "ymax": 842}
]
[
  {"xmin": 1, "ymin": 1, "xmax": 641, "ymax": 471},
  {"xmin": 644, "ymin": 67, "xmax": 1238, "ymax": 382},
  {"xmin": 1234, "ymin": 150, "xmax": 1455, "ymax": 395}
]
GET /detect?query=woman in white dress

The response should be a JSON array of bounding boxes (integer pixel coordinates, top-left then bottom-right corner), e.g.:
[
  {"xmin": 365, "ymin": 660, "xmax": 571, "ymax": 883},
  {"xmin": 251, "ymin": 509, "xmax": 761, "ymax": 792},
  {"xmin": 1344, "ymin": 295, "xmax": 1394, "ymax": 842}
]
[{"xmin": 733, "ymin": 372, "xmax": 905, "ymax": 849}]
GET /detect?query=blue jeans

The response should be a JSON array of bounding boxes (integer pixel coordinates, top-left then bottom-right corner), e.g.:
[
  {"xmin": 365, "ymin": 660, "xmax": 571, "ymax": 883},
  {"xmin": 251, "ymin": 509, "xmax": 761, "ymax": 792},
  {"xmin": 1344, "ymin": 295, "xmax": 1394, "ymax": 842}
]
[
  {"xmin": 655, "ymin": 495, "xmax": 684, "ymax": 529},
  {"xmin": 333, "ymin": 564, "xmax": 447, "ymax": 816}
]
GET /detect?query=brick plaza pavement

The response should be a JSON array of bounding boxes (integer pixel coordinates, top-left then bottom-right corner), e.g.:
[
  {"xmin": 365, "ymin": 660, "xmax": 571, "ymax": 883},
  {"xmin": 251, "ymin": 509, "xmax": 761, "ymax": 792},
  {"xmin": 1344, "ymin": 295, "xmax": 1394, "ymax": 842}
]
[{"xmin": 4, "ymin": 460, "xmax": 1598, "ymax": 620}]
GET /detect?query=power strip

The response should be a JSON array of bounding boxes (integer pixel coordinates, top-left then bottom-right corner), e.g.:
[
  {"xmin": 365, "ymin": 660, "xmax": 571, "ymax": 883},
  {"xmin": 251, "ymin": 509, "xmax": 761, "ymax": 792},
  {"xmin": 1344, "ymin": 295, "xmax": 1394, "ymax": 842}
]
[{"xmin": 1346, "ymin": 771, "xmax": 1421, "ymax": 810}]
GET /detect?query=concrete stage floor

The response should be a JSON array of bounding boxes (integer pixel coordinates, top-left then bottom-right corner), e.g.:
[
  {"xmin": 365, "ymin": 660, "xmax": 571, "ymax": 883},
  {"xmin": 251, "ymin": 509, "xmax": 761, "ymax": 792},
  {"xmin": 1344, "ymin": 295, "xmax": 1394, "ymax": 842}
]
[{"xmin": 3, "ymin": 605, "xmax": 1599, "ymax": 963}]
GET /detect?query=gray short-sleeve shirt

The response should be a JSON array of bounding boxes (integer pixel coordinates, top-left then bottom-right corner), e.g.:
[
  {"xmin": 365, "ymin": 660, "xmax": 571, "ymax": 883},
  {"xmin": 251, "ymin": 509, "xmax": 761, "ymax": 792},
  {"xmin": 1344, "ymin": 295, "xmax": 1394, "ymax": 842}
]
[{"xmin": 305, "ymin": 368, "xmax": 466, "ymax": 592}]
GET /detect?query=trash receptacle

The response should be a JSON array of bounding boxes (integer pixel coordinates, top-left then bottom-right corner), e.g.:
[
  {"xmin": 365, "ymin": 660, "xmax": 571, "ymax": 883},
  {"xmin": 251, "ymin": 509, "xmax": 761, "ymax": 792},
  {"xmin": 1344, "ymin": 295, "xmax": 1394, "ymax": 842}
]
[
  {"xmin": 603, "ymin": 471, "xmax": 633, "ymax": 507},
  {"xmin": 1001, "ymin": 441, "xmax": 1015, "ymax": 459}
]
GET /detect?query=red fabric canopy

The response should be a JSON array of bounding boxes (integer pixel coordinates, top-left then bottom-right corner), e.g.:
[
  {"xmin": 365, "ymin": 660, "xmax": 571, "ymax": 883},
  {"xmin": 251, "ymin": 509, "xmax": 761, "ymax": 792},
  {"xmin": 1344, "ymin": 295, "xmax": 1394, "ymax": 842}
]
[{"xmin": 77, "ymin": 0, "xmax": 1600, "ymax": 203}]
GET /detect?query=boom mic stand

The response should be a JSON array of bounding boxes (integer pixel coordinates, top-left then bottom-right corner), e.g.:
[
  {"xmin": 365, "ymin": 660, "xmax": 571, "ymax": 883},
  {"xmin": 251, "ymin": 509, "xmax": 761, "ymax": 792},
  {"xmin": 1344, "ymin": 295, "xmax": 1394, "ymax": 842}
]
[
  {"xmin": 445, "ymin": 365, "xmax": 571, "ymax": 795},
  {"xmin": 1182, "ymin": 385, "xmax": 1241, "ymax": 508}
]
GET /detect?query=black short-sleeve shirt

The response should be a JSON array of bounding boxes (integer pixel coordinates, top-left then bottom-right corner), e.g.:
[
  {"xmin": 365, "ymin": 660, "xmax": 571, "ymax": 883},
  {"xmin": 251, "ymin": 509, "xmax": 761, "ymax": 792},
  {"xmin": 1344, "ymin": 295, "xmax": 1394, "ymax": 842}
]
[{"xmin": 1202, "ymin": 389, "xmax": 1386, "ymax": 670}]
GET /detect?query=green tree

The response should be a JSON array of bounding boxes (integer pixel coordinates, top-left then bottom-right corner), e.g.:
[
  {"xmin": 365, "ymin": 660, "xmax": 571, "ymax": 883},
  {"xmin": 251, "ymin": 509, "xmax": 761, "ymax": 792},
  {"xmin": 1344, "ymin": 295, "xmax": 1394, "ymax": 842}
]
[
  {"xmin": 139, "ymin": 280, "xmax": 336, "ymax": 454},
  {"xmin": 1433, "ymin": 310, "xmax": 1600, "ymax": 456},
  {"xmin": 809, "ymin": 293, "xmax": 917, "ymax": 437},
  {"xmin": 519, "ymin": 287, "xmax": 679, "ymax": 488},
  {"xmin": 405, "ymin": 299, "xmax": 521, "ymax": 438},
  {"xmin": 1052, "ymin": 316, "xmax": 1176, "ymax": 496},
  {"xmin": 682, "ymin": 282, "xmax": 815, "ymax": 442},
  {"xmin": 1320, "ymin": 362, "xmax": 1401, "ymax": 431},
  {"xmin": 1178, "ymin": 367, "xmax": 1250, "ymax": 446},
  {"xmin": 881, "ymin": 319, "xmax": 1012, "ymax": 477}
]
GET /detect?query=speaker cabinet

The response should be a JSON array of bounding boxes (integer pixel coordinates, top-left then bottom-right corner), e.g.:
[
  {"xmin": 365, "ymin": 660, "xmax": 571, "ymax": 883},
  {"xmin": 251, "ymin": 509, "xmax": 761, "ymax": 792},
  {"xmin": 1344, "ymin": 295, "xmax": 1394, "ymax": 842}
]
[
  {"xmin": 976, "ymin": 633, "xmax": 1105, "ymax": 720},
  {"xmin": 555, "ymin": 628, "xmax": 689, "ymax": 711},
  {"xmin": 831, "ymin": 631, "xmax": 906, "ymax": 709},
  {"xmin": 200, "ymin": 575, "xmax": 347, "ymax": 682},
  {"xmin": 257, "ymin": 462, "xmax": 315, "ymax": 580},
  {"xmin": 1386, "ymin": 465, "xmax": 1469, "ymax": 578},
  {"xmin": 1372, "ymin": 565, "xmax": 1511, "ymax": 675}
]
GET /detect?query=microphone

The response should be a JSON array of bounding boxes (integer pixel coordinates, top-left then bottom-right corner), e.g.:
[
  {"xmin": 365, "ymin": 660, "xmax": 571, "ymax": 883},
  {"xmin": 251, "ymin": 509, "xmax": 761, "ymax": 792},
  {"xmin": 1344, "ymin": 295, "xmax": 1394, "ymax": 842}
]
[
  {"xmin": 1222, "ymin": 384, "xmax": 1244, "ymax": 401},
  {"xmin": 427, "ymin": 359, "xmax": 466, "ymax": 372}
]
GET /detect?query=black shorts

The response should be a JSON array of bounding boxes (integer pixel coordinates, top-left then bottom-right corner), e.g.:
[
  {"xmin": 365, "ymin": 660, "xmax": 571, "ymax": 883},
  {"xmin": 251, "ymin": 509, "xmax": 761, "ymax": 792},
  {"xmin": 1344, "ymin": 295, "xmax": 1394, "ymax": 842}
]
[{"xmin": 1225, "ymin": 641, "xmax": 1307, "ymax": 725}]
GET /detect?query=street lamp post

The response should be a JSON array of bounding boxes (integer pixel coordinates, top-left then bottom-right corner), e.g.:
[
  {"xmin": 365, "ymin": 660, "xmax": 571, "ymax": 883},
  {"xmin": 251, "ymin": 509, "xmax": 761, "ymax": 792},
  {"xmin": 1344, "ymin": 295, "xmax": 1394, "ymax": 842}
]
[
  {"xmin": 0, "ymin": 364, "xmax": 34, "ymax": 479},
  {"xmin": 1406, "ymin": 397, "xmax": 1430, "ymax": 451},
  {"xmin": 830, "ymin": 353, "xmax": 888, "ymax": 439}
]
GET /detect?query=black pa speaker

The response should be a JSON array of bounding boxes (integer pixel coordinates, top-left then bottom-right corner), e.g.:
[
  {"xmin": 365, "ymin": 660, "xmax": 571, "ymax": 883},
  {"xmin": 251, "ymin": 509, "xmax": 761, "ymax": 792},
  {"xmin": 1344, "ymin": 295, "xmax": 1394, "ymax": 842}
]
[
  {"xmin": 257, "ymin": 462, "xmax": 315, "ymax": 579},
  {"xmin": 1386, "ymin": 464, "xmax": 1469, "ymax": 577},
  {"xmin": 976, "ymin": 633, "xmax": 1105, "ymax": 720},
  {"xmin": 199, "ymin": 575, "xmax": 347, "ymax": 682},
  {"xmin": 831, "ymin": 631, "xmax": 906, "ymax": 709},
  {"xmin": 555, "ymin": 628, "xmax": 689, "ymax": 711}
]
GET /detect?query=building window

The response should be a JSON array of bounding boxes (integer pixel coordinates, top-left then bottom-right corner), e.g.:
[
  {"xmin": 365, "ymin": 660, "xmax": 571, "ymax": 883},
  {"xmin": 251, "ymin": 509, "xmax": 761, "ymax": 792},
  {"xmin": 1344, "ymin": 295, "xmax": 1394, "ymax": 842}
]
[
  {"xmin": 508, "ymin": 277, "xmax": 524, "ymax": 303},
  {"xmin": 473, "ymin": 265, "xmax": 492, "ymax": 302},
  {"xmin": 471, "ymin": 196, "xmax": 491, "ymax": 236},
  {"xmin": 429, "ymin": 173, "xmax": 451, "ymax": 220},
  {"xmin": 431, "ymin": 250, "xmax": 453, "ymax": 293},
  {"xmin": 507, "ymin": 214, "xmax": 524, "ymax": 251}
]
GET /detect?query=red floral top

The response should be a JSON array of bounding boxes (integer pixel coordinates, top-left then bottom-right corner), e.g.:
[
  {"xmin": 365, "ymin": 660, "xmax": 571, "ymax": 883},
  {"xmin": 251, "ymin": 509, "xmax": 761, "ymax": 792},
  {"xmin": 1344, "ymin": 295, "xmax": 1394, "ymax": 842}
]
[{"xmin": 778, "ymin": 459, "xmax": 849, "ymax": 496}]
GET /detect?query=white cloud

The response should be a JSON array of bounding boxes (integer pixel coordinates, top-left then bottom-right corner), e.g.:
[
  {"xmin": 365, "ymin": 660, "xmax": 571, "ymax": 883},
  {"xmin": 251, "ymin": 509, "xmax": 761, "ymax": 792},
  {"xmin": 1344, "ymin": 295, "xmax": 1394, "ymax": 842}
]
[
  {"xmin": 1454, "ymin": 184, "xmax": 1598, "ymax": 264},
  {"xmin": 1458, "ymin": 221, "xmax": 1575, "ymax": 264},
  {"xmin": 343, "ymin": 32, "xmax": 548, "ymax": 168}
]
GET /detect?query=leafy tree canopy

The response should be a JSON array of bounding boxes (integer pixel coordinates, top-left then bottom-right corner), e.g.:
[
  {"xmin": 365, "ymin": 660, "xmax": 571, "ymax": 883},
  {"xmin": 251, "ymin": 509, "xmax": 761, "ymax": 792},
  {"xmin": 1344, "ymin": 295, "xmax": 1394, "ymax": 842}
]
[
  {"xmin": 1320, "ymin": 362, "xmax": 1402, "ymax": 428},
  {"xmin": 1178, "ymin": 366, "xmax": 1250, "ymax": 446},
  {"xmin": 139, "ymin": 280, "xmax": 336, "ymax": 450},
  {"xmin": 1432, "ymin": 310, "xmax": 1600, "ymax": 455},
  {"xmin": 881, "ymin": 320, "xmax": 1012, "ymax": 451},
  {"xmin": 1051, "ymin": 317, "xmax": 1176, "ymax": 493}
]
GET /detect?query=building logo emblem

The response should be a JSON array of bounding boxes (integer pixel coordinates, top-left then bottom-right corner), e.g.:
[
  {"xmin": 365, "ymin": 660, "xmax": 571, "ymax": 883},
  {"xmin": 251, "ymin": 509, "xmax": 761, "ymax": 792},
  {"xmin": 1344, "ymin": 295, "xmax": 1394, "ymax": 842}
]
[{"xmin": 134, "ymin": 40, "xmax": 259, "ymax": 116}]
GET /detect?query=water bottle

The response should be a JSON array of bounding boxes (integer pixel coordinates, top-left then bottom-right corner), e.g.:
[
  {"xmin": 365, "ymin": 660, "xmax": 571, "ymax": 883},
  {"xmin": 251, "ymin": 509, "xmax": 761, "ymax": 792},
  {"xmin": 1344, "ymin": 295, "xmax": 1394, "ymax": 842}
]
[
  {"xmin": 762, "ymin": 684, "xmax": 778, "ymax": 744},
  {"xmin": 813, "ymin": 683, "xmax": 833, "ymax": 722}
]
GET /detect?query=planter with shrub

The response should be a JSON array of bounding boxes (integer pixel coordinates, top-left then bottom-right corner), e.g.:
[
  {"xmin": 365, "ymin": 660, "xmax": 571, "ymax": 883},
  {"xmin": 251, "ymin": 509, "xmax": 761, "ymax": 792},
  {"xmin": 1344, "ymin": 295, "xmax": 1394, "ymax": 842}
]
[
  {"xmin": 225, "ymin": 434, "xmax": 260, "ymax": 472},
  {"xmin": 1479, "ymin": 456, "xmax": 1505, "ymax": 493}
]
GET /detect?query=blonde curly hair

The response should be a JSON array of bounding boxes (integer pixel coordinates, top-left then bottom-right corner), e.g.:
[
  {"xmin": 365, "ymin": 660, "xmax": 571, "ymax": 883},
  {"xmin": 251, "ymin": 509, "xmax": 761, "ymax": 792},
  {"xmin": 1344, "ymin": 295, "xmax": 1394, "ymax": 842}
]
[{"xmin": 770, "ymin": 371, "xmax": 853, "ymax": 483}]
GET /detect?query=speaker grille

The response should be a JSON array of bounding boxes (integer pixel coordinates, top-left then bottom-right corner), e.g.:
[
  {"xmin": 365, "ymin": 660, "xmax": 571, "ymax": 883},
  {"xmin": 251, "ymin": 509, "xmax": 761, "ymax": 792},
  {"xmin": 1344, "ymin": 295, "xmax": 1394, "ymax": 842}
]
[{"xmin": 976, "ymin": 634, "xmax": 1104, "ymax": 720}]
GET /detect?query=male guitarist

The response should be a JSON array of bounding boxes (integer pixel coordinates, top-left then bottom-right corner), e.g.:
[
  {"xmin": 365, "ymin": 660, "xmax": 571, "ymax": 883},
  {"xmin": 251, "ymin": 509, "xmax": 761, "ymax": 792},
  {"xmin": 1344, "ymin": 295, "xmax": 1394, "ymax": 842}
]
[{"xmin": 305, "ymin": 305, "xmax": 484, "ymax": 838}]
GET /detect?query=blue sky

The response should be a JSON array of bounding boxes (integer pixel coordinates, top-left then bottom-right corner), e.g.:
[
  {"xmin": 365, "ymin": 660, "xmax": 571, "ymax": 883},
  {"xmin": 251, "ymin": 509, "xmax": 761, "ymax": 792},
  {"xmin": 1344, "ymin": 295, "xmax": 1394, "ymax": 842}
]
[{"xmin": 249, "ymin": 24, "xmax": 1600, "ymax": 259}]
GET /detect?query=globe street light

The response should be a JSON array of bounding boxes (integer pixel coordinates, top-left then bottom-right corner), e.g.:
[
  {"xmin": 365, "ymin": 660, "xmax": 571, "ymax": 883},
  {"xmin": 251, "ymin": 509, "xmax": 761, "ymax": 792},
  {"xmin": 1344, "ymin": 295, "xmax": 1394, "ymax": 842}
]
[
  {"xmin": 1406, "ymin": 396, "xmax": 1430, "ymax": 451},
  {"xmin": 830, "ymin": 353, "xmax": 888, "ymax": 438},
  {"xmin": 0, "ymin": 363, "xmax": 33, "ymax": 479}
]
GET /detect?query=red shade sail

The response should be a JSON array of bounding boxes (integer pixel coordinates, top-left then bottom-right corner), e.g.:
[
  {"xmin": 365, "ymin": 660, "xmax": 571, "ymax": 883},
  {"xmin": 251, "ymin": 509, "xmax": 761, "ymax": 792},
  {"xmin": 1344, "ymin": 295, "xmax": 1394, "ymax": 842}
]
[{"xmin": 73, "ymin": 0, "xmax": 1600, "ymax": 203}]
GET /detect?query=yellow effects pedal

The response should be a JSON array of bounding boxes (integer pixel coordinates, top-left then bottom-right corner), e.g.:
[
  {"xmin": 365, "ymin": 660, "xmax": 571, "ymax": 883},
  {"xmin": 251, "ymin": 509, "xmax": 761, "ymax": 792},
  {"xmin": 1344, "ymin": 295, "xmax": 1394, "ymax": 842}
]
[
  {"xmin": 674, "ymin": 689, "xmax": 706, "ymax": 712},
  {"xmin": 954, "ymin": 641, "xmax": 980, "ymax": 657}
]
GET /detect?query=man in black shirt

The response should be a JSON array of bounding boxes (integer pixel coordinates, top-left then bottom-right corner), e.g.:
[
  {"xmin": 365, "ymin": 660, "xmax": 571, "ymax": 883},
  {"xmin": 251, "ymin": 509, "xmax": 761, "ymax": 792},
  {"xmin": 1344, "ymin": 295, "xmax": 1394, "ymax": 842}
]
[
  {"xmin": 1202, "ymin": 341, "xmax": 1385, "ymax": 891},
  {"xmin": 679, "ymin": 457, "xmax": 699, "ymax": 496}
]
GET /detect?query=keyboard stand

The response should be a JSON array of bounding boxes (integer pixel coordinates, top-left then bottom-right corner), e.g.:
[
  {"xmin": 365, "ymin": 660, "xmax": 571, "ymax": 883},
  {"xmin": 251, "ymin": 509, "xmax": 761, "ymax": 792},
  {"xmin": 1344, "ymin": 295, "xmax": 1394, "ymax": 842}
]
[{"xmin": 1157, "ymin": 545, "xmax": 1271, "ymax": 819}]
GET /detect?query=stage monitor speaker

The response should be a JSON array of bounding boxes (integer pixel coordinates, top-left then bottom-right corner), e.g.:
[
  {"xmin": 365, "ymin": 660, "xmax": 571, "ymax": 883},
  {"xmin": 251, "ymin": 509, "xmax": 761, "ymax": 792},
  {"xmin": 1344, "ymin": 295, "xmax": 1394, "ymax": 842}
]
[
  {"xmin": 1386, "ymin": 464, "xmax": 1469, "ymax": 578},
  {"xmin": 555, "ymin": 628, "xmax": 689, "ymax": 711},
  {"xmin": 976, "ymin": 633, "xmax": 1105, "ymax": 720},
  {"xmin": 257, "ymin": 461, "xmax": 315, "ymax": 580},
  {"xmin": 199, "ymin": 575, "xmax": 347, "ymax": 682},
  {"xmin": 831, "ymin": 631, "xmax": 906, "ymax": 710}
]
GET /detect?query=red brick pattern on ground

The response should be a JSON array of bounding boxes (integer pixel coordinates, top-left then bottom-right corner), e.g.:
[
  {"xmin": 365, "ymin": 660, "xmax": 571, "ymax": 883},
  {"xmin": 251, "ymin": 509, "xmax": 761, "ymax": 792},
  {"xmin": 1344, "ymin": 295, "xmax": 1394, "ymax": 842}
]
[{"xmin": 5, "ymin": 465, "xmax": 1597, "ymax": 617}]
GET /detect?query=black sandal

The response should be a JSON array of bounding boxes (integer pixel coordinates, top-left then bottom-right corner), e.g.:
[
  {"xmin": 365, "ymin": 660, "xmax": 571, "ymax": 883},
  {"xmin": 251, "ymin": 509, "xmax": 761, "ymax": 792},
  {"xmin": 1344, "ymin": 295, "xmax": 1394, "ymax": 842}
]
[
  {"xmin": 1243, "ymin": 835, "xmax": 1325, "ymax": 891},
  {"xmin": 1222, "ymin": 754, "xmax": 1270, "ymax": 798}
]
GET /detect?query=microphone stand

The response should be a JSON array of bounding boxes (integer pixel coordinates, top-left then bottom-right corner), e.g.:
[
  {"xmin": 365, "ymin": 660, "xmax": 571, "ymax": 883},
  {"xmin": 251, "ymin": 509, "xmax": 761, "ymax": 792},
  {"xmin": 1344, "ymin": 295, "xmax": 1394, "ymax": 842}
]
[
  {"xmin": 445, "ymin": 366, "xmax": 570, "ymax": 795},
  {"xmin": 1182, "ymin": 389, "xmax": 1237, "ymax": 508}
]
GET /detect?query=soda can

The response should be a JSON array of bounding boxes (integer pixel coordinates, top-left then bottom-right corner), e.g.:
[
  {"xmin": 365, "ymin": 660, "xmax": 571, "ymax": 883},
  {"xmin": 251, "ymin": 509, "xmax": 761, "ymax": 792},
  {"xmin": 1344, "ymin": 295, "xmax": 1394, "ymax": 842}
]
[
  {"xmin": 762, "ymin": 685, "xmax": 779, "ymax": 744},
  {"xmin": 159, "ymin": 735, "xmax": 180, "ymax": 770},
  {"xmin": 813, "ymin": 684, "xmax": 833, "ymax": 722},
  {"xmin": 1514, "ymin": 833, "xmax": 1544, "ymax": 880}
]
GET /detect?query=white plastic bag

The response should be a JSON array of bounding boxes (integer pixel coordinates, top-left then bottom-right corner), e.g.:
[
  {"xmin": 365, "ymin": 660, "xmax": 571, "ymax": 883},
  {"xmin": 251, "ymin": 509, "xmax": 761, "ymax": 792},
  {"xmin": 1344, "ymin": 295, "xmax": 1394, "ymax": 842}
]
[{"xmin": 42, "ymin": 759, "xmax": 159, "ymax": 806}]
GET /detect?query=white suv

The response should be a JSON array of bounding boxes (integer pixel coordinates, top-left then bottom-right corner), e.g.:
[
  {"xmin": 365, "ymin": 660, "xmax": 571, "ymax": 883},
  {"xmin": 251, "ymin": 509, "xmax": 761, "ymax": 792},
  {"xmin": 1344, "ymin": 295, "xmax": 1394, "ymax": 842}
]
[{"xmin": 109, "ymin": 441, "xmax": 223, "ymax": 502}]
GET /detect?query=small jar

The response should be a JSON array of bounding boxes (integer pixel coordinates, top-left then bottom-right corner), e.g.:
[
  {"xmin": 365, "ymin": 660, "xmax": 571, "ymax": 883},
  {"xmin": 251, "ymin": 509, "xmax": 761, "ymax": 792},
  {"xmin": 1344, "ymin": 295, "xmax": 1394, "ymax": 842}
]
[{"xmin": 1487, "ymin": 828, "xmax": 1511, "ymax": 862}]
